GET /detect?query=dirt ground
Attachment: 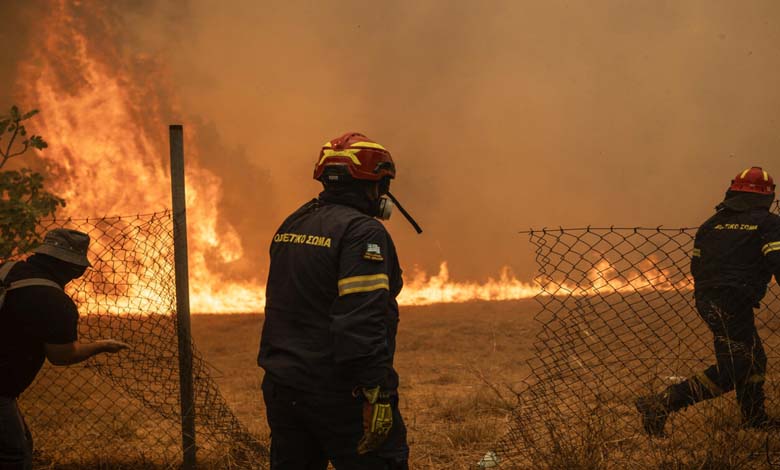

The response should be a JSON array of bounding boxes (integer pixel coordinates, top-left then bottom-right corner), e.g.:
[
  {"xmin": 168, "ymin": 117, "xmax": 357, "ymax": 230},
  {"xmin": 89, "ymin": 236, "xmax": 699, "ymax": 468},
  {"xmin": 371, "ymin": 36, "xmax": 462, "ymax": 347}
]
[
  {"xmin": 191, "ymin": 299, "xmax": 540, "ymax": 470},
  {"xmin": 25, "ymin": 290, "xmax": 780, "ymax": 468}
]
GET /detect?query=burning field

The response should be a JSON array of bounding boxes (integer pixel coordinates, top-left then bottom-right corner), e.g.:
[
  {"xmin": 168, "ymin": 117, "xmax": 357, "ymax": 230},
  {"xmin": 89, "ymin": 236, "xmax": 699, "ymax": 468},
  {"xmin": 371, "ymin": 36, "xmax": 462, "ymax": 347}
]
[
  {"xmin": 4, "ymin": 0, "xmax": 780, "ymax": 306},
  {"xmin": 4, "ymin": 0, "xmax": 780, "ymax": 469},
  {"xmin": 6, "ymin": 0, "xmax": 779, "ymax": 314},
  {"xmin": 5, "ymin": 0, "xmax": 550, "ymax": 312}
]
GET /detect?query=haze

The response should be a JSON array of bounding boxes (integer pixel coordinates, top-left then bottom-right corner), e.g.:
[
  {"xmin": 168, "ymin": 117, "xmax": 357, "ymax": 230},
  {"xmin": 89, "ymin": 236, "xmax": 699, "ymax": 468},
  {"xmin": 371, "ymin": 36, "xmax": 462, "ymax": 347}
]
[{"xmin": 3, "ymin": 0, "xmax": 779, "ymax": 284}]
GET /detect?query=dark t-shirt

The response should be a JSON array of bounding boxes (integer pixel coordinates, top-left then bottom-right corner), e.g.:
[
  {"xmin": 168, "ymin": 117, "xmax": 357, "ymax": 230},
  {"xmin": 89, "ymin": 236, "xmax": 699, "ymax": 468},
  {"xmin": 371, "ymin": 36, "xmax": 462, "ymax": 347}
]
[{"xmin": 0, "ymin": 260, "xmax": 78, "ymax": 397}]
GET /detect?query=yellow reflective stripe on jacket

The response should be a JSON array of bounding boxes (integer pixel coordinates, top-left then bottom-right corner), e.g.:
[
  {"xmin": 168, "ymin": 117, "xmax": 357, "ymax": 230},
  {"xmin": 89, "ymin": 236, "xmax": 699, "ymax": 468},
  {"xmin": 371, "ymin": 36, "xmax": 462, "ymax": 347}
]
[
  {"xmin": 692, "ymin": 248, "xmax": 701, "ymax": 258},
  {"xmin": 763, "ymin": 241, "xmax": 780, "ymax": 256},
  {"xmin": 338, "ymin": 273, "xmax": 389, "ymax": 296}
]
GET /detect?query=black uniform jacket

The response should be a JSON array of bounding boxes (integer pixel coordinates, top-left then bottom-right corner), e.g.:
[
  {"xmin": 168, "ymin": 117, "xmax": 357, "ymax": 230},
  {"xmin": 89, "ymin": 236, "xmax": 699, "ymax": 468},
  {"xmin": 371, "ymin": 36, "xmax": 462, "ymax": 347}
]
[
  {"xmin": 0, "ymin": 258, "xmax": 78, "ymax": 397},
  {"xmin": 258, "ymin": 195, "xmax": 403, "ymax": 395},
  {"xmin": 692, "ymin": 205, "xmax": 780, "ymax": 303}
]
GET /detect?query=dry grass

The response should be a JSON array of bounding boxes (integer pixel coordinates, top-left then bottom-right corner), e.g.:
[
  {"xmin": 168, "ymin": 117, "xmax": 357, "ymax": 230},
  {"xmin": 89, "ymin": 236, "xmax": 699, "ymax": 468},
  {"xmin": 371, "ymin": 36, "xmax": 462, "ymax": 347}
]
[
  {"xmin": 27, "ymin": 297, "xmax": 780, "ymax": 469},
  {"xmin": 193, "ymin": 301, "xmax": 780, "ymax": 470},
  {"xmin": 190, "ymin": 299, "xmax": 537, "ymax": 470}
]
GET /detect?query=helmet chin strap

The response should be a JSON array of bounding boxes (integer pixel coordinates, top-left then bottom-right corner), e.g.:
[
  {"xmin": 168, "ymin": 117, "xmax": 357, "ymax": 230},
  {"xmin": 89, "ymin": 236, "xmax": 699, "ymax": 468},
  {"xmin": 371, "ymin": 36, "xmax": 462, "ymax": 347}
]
[{"xmin": 385, "ymin": 191, "xmax": 423, "ymax": 234}]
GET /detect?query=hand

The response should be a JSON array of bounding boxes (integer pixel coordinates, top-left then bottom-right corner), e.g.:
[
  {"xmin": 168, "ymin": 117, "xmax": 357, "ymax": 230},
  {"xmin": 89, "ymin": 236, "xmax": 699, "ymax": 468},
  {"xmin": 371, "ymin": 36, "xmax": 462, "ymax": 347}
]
[
  {"xmin": 356, "ymin": 386, "xmax": 393, "ymax": 454},
  {"xmin": 99, "ymin": 339, "xmax": 130, "ymax": 353}
]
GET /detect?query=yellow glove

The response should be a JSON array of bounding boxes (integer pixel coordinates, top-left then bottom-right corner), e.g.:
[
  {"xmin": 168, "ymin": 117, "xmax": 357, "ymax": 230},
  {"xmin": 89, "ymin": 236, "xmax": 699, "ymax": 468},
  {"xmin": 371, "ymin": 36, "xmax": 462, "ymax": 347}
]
[{"xmin": 356, "ymin": 386, "xmax": 393, "ymax": 454}]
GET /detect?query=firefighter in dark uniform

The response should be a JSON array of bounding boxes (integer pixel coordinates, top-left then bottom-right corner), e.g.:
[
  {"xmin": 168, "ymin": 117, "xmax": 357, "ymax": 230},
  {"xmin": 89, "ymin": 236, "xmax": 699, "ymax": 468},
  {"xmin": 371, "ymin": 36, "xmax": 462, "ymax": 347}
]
[
  {"xmin": 258, "ymin": 132, "xmax": 417, "ymax": 469},
  {"xmin": 636, "ymin": 166, "xmax": 780, "ymax": 436}
]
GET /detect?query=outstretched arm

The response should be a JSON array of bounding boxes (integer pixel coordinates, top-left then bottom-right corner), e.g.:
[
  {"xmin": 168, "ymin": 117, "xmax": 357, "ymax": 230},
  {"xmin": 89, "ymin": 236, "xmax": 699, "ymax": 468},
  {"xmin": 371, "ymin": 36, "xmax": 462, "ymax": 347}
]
[{"xmin": 45, "ymin": 340, "xmax": 129, "ymax": 366}]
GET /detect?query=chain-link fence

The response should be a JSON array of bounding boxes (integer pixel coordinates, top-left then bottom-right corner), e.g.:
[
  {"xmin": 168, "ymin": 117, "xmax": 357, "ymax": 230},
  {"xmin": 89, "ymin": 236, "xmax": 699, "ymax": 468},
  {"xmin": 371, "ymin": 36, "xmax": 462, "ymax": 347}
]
[
  {"xmin": 13, "ymin": 212, "xmax": 266, "ymax": 469},
  {"xmin": 494, "ymin": 201, "xmax": 780, "ymax": 469}
]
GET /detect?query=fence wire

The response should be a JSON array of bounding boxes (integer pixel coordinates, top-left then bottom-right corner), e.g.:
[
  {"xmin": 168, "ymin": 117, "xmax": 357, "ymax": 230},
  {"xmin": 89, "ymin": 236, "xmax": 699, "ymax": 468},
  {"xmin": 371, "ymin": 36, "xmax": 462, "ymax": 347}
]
[
  {"xmin": 13, "ymin": 212, "xmax": 266, "ymax": 469},
  {"xmin": 496, "ymin": 200, "xmax": 780, "ymax": 469}
]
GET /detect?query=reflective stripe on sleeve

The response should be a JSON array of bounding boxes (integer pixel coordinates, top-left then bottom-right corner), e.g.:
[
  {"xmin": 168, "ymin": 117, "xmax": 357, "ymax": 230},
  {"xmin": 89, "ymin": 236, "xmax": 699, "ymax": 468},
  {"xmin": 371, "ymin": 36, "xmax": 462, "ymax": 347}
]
[
  {"xmin": 338, "ymin": 273, "xmax": 390, "ymax": 296},
  {"xmin": 747, "ymin": 373, "xmax": 766, "ymax": 385},
  {"xmin": 763, "ymin": 241, "xmax": 780, "ymax": 256},
  {"xmin": 694, "ymin": 371, "xmax": 723, "ymax": 396},
  {"xmin": 692, "ymin": 248, "xmax": 701, "ymax": 258}
]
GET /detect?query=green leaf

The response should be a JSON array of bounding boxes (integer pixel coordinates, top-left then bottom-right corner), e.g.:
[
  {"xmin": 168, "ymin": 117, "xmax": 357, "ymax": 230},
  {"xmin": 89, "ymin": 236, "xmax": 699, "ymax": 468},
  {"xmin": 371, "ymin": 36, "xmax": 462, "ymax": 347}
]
[
  {"xmin": 29, "ymin": 135, "xmax": 47, "ymax": 150},
  {"xmin": 0, "ymin": 167, "xmax": 65, "ymax": 257},
  {"xmin": 0, "ymin": 119, "xmax": 9, "ymax": 135},
  {"xmin": 20, "ymin": 109, "xmax": 39, "ymax": 120},
  {"xmin": 9, "ymin": 106, "xmax": 19, "ymax": 120}
]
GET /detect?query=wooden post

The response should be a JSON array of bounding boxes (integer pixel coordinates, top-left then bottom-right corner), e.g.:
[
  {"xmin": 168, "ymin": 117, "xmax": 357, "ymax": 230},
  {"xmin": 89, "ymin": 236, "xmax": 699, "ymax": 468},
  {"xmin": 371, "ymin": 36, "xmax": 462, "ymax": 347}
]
[{"xmin": 169, "ymin": 124, "xmax": 197, "ymax": 469}]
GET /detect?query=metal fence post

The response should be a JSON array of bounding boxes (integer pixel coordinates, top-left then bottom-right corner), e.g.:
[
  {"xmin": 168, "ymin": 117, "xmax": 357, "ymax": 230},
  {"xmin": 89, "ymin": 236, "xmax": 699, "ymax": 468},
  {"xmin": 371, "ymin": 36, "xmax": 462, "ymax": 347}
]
[{"xmin": 169, "ymin": 124, "xmax": 197, "ymax": 469}]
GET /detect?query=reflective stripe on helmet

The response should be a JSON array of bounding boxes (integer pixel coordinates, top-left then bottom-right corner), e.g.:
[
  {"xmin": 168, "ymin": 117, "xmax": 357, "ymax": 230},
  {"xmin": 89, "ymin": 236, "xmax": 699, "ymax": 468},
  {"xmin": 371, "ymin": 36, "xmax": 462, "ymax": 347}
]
[
  {"xmin": 730, "ymin": 166, "xmax": 775, "ymax": 195},
  {"xmin": 318, "ymin": 149, "xmax": 361, "ymax": 166},
  {"xmin": 314, "ymin": 132, "xmax": 396, "ymax": 182},
  {"xmin": 351, "ymin": 141, "xmax": 386, "ymax": 150}
]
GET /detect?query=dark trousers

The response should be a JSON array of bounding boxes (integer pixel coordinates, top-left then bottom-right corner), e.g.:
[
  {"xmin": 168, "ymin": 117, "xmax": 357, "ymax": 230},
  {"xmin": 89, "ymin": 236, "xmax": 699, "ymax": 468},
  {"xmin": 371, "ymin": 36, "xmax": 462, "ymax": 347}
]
[
  {"xmin": 0, "ymin": 397, "xmax": 32, "ymax": 470},
  {"xmin": 262, "ymin": 376, "xmax": 409, "ymax": 470},
  {"xmin": 665, "ymin": 288, "xmax": 768, "ymax": 422}
]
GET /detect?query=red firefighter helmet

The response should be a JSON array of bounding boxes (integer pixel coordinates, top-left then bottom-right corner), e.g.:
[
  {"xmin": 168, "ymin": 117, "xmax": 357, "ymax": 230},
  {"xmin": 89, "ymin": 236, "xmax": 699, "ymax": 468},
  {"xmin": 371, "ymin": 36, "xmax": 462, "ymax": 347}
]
[
  {"xmin": 313, "ymin": 132, "xmax": 396, "ymax": 183},
  {"xmin": 729, "ymin": 167, "xmax": 775, "ymax": 195}
]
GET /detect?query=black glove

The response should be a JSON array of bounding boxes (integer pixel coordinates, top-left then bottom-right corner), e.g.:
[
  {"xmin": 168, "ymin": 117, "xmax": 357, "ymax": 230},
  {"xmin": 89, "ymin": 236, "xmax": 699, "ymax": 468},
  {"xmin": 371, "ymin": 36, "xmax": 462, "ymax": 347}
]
[{"xmin": 354, "ymin": 385, "xmax": 393, "ymax": 454}]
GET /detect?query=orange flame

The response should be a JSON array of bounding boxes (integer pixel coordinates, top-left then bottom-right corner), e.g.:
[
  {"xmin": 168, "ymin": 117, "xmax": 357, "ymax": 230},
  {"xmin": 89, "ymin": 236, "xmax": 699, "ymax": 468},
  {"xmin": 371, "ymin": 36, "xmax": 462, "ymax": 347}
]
[
  {"xmin": 398, "ymin": 262, "xmax": 540, "ymax": 305},
  {"xmin": 16, "ymin": 2, "xmax": 690, "ymax": 314},
  {"xmin": 19, "ymin": 1, "xmax": 257, "ymax": 313}
]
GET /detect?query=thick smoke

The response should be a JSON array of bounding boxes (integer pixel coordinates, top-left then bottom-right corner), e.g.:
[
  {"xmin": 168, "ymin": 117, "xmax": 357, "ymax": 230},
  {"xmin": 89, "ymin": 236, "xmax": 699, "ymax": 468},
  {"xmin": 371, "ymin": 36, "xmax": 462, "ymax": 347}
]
[{"xmin": 4, "ymin": 1, "xmax": 780, "ymax": 283}]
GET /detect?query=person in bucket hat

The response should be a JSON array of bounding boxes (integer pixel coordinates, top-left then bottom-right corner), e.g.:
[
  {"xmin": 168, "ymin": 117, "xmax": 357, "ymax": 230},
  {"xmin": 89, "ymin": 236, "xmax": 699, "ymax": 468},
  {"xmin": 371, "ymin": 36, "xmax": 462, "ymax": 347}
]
[
  {"xmin": 0, "ymin": 228, "xmax": 129, "ymax": 470},
  {"xmin": 32, "ymin": 228, "xmax": 92, "ymax": 267}
]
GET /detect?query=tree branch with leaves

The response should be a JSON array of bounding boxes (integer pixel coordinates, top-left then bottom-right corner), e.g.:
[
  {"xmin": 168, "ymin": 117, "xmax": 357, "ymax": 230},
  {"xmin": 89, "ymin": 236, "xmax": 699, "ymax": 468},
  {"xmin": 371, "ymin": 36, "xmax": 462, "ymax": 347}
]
[
  {"xmin": 0, "ymin": 105, "xmax": 65, "ymax": 259},
  {"xmin": 0, "ymin": 106, "xmax": 48, "ymax": 169}
]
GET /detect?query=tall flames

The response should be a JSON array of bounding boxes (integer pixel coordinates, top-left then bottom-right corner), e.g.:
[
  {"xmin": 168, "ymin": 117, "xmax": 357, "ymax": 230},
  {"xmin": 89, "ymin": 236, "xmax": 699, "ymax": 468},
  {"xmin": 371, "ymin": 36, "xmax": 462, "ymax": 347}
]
[
  {"xmin": 18, "ymin": 1, "xmax": 257, "ymax": 313},
  {"xmin": 14, "ymin": 2, "xmax": 689, "ymax": 313}
]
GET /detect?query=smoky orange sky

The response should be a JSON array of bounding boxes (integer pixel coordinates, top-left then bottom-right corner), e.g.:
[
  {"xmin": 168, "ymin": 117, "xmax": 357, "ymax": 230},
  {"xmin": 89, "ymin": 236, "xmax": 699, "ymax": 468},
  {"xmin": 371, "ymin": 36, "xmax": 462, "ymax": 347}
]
[{"xmin": 3, "ymin": 0, "xmax": 780, "ymax": 286}]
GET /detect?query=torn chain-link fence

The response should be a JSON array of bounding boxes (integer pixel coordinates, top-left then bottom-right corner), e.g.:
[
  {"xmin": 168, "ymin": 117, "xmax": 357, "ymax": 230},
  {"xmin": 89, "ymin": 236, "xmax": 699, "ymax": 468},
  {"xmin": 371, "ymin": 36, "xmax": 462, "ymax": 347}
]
[
  {"xmin": 492, "ymin": 200, "xmax": 780, "ymax": 469},
  {"xmin": 12, "ymin": 212, "xmax": 266, "ymax": 469}
]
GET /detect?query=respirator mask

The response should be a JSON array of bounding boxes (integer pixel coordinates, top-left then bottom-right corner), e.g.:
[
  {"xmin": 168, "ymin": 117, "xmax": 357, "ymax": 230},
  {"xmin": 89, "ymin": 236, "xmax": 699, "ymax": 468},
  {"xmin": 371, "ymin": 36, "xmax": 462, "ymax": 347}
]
[
  {"xmin": 377, "ymin": 196, "xmax": 394, "ymax": 221},
  {"xmin": 374, "ymin": 178, "xmax": 422, "ymax": 234}
]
